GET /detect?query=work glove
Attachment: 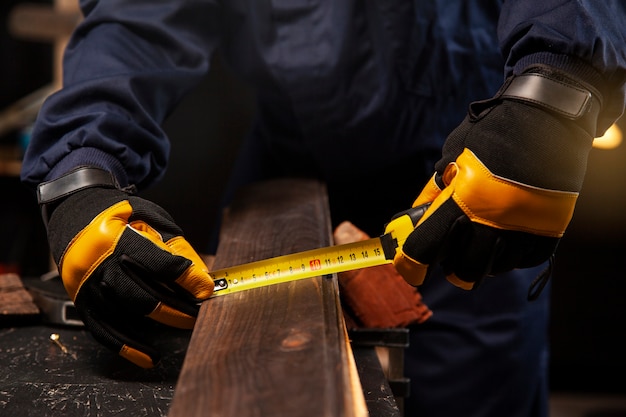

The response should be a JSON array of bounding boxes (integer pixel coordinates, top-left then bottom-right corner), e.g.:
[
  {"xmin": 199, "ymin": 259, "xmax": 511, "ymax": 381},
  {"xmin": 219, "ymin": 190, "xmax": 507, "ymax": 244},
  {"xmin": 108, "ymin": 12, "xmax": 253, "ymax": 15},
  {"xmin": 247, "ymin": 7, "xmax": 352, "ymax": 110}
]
[
  {"xmin": 393, "ymin": 64, "xmax": 603, "ymax": 290},
  {"xmin": 38, "ymin": 166, "xmax": 214, "ymax": 368}
]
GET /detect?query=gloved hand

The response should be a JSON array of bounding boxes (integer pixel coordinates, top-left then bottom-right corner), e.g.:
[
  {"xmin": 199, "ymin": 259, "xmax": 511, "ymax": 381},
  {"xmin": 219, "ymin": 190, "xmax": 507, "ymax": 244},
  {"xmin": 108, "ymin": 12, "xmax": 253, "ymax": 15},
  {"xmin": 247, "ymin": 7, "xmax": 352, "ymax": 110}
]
[
  {"xmin": 393, "ymin": 64, "xmax": 602, "ymax": 290},
  {"xmin": 39, "ymin": 167, "xmax": 214, "ymax": 368}
]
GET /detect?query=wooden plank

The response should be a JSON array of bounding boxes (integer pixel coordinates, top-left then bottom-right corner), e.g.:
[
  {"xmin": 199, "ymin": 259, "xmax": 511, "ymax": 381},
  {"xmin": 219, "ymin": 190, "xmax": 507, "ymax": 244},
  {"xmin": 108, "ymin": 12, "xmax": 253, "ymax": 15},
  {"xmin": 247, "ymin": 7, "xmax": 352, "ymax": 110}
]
[
  {"xmin": 8, "ymin": 4, "xmax": 81, "ymax": 43},
  {"xmin": 168, "ymin": 178, "xmax": 367, "ymax": 417},
  {"xmin": 0, "ymin": 274, "xmax": 40, "ymax": 325}
]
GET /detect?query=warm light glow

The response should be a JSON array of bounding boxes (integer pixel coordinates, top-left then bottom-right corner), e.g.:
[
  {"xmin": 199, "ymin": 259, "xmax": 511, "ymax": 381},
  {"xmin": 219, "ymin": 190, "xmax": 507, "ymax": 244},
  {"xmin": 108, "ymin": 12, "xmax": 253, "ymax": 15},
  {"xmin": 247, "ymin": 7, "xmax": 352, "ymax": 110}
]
[{"xmin": 593, "ymin": 123, "xmax": 623, "ymax": 149}]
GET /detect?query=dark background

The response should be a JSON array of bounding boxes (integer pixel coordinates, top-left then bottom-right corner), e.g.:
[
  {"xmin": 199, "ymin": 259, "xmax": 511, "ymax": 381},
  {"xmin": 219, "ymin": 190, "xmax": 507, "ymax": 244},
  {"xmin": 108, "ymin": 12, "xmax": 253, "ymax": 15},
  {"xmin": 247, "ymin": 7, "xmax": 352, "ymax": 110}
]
[{"xmin": 2, "ymin": 0, "xmax": 625, "ymax": 395}]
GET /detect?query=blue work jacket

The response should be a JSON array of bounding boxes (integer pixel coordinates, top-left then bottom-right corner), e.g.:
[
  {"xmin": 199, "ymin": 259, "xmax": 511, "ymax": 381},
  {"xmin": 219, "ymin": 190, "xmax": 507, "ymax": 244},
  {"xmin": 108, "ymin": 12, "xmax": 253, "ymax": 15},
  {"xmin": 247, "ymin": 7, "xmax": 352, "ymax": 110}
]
[{"xmin": 21, "ymin": 0, "xmax": 626, "ymax": 191}]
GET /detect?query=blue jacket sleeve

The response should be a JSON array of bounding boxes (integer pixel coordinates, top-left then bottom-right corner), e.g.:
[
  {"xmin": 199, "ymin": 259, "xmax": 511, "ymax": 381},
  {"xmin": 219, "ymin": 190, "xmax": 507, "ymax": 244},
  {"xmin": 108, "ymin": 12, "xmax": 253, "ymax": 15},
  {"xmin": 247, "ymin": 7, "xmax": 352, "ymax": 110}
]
[
  {"xmin": 21, "ymin": 0, "xmax": 221, "ymax": 190},
  {"xmin": 498, "ymin": 0, "xmax": 626, "ymax": 135}
]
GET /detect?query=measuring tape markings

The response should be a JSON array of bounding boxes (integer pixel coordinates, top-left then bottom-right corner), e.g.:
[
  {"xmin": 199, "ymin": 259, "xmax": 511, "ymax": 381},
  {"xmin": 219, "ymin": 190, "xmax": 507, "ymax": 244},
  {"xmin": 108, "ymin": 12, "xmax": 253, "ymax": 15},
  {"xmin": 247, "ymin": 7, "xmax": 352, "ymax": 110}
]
[
  {"xmin": 207, "ymin": 203, "xmax": 429, "ymax": 298},
  {"xmin": 209, "ymin": 238, "xmax": 391, "ymax": 297}
]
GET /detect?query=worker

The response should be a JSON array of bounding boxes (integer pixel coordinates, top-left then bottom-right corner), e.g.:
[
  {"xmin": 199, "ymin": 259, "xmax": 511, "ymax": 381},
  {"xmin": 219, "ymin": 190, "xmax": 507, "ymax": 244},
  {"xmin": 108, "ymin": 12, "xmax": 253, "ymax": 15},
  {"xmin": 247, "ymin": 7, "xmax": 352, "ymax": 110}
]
[{"xmin": 20, "ymin": 1, "xmax": 626, "ymax": 416}]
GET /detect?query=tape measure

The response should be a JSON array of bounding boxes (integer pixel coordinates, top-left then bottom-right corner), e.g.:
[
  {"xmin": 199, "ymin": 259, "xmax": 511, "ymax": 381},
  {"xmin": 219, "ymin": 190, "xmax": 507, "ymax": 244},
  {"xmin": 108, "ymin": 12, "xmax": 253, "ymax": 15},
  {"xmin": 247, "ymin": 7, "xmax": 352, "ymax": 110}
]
[{"xmin": 209, "ymin": 203, "xmax": 430, "ymax": 298}]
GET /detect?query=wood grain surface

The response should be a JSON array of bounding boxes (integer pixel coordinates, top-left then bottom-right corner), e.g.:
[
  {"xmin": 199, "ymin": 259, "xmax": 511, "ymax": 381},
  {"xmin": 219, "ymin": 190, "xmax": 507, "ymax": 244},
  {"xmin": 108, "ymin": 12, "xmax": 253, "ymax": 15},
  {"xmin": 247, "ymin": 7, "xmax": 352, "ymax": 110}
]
[
  {"xmin": 0, "ymin": 273, "xmax": 39, "ymax": 320},
  {"xmin": 168, "ymin": 178, "xmax": 366, "ymax": 417}
]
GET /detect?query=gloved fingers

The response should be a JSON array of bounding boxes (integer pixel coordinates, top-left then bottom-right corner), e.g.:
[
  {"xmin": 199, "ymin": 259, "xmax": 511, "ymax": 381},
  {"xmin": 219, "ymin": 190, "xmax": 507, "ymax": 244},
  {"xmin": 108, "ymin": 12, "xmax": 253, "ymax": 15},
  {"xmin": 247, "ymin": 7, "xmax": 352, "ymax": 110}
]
[
  {"xmin": 128, "ymin": 198, "xmax": 215, "ymax": 297},
  {"xmin": 116, "ymin": 254, "xmax": 199, "ymax": 328},
  {"xmin": 395, "ymin": 199, "xmax": 464, "ymax": 286},
  {"xmin": 121, "ymin": 225, "xmax": 214, "ymax": 301},
  {"xmin": 393, "ymin": 251, "xmax": 430, "ymax": 287},
  {"xmin": 411, "ymin": 173, "xmax": 443, "ymax": 207},
  {"xmin": 422, "ymin": 214, "xmax": 560, "ymax": 290},
  {"xmin": 439, "ymin": 217, "xmax": 503, "ymax": 289},
  {"xmin": 80, "ymin": 309, "xmax": 161, "ymax": 368},
  {"xmin": 163, "ymin": 235, "xmax": 214, "ymax": 299},
  {"xmin": 392, "ymin": 164, "xmax": 457, "ymax": 286},
  {"xmin": 484, "ymin": 231, "xmax": 560, "ymax": 275},
  {"xmin": 399, "ymin": 184, "xmax": 564, "ymax": 290},
  {"xmin": 80, "ymin": 238, "xmax": 199, "ymax": 330}
]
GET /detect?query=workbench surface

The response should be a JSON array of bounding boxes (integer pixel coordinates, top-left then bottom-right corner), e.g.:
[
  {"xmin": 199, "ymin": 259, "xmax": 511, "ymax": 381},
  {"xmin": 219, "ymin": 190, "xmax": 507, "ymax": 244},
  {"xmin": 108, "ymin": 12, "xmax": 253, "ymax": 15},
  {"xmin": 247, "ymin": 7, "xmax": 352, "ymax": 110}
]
[
  {"xmin": 0, "ymin": 323, "xmax": 190, "ymax": 417},
  {"xmin": 0, "ymin": 324, "xmax": 400, "ymax": 417}
]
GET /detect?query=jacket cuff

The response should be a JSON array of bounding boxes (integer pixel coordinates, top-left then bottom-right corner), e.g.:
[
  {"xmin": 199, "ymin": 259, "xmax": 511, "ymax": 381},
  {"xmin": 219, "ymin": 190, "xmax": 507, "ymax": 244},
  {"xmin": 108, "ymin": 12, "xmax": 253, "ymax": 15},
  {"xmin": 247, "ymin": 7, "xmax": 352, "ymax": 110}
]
[
  {"xmin": 44, "ymin": 147, "xmax": 130, "ymax": 188},
  {"xmin": 513, "ymin": 52, "xmax": 605, "ymax": 98}
]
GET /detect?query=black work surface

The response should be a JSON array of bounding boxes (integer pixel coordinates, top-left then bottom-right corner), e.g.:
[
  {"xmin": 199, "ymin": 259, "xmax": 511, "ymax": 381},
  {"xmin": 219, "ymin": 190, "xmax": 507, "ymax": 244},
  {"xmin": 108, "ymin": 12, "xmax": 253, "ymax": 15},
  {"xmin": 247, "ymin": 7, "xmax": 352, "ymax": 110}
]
[
  {"xmin": 0, "ymin": 325, "xmax": 397, "ymax": 417},
  {"xmin": 0, "ymin": 324, "xmax": 191, "ymax": 417}
]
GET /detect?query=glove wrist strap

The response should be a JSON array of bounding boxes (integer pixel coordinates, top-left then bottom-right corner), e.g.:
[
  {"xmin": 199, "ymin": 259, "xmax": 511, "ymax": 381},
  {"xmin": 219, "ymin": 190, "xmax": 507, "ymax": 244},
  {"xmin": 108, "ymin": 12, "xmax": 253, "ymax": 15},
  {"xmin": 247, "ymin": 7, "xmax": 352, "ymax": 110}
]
[
  {"xmin": 37, "ymin": 166, "xmax": 127, "ymax": 226},
  {"xmin": 500, "ymin": 71, "xmax": 602, "ymax": 136}
]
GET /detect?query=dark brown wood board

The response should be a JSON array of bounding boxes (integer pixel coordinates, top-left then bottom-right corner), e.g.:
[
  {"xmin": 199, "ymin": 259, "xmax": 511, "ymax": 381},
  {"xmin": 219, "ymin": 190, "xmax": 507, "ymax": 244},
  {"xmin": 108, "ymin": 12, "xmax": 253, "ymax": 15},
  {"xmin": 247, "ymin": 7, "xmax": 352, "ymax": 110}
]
[
  {"xmin": 0, "ymin": 273, "xmax": 40, "ymax": 324},
  {"xmin": 168, "ymin": 178, "xmax": 367, "ymax": 417}
]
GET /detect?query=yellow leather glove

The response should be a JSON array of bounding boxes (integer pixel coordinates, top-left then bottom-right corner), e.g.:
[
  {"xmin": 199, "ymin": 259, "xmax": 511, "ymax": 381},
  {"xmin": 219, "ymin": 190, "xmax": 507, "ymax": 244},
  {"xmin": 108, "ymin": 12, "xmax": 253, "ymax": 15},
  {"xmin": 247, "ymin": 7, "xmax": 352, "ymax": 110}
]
[
  {"xmin": 393, "ymin": 65, "xmax": 602, "ymax": 290},
  {"xmin": 38, "ymin": 166, "xmax": 214, "ymax": 368}
]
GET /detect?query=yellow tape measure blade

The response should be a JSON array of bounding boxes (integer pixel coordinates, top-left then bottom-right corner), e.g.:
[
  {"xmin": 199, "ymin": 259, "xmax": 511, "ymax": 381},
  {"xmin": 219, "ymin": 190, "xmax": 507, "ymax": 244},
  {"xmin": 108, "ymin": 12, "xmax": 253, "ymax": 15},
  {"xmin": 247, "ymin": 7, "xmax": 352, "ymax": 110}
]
[{"xmin": 209, "ymin": 237, "xmax": 391, "ymax": 297}]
